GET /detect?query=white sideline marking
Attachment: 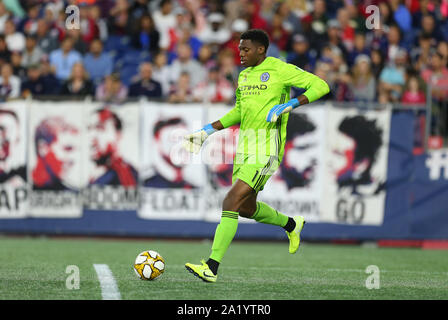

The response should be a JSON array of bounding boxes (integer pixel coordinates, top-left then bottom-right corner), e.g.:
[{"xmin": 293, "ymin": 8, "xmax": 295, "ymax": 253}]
[{"xmin": 93, "ymin": 264, "xmax": 121, "ymax": 300}]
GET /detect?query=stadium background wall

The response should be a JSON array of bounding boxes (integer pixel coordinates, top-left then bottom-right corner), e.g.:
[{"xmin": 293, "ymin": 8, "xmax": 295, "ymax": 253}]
[{"xmin": 0, "ymin": 101, "xmax": 447, "ymax": 240}]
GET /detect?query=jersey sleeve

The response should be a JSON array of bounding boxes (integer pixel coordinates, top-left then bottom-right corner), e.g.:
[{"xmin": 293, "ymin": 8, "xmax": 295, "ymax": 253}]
[
  {"xmin": 219, "ymin": 87, "xmax": 241, "ymax": 128},
  {"xmin": 280, "ymin": 63, "xmax": 330, "ymax": 103}
]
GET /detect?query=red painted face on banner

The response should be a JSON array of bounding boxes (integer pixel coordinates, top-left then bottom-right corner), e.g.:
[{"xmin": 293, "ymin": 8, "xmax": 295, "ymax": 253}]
[
  {"xmin": 330, "ymin": 131, "xmax": 357, "ymax": 179},
  {"xmin": 0, "ymin": 112, "xmax": 18, "ymax": 164},
  {"xmin": 33, "ymin": 117, "xmax": 79, "ymax": 188},
  {"xmin": 89, "ymin": 109, "xmax": 120, "ymax": 162},
  {"xmin": 0, "ymin": 126, "xmax": 10, "ymax": 162}
]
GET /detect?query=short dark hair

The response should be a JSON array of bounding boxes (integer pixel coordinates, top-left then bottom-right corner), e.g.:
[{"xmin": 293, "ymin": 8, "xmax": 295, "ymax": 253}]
[{"xmin": 240, "ymin": 29, "xmax": 270, "ymax": 53}]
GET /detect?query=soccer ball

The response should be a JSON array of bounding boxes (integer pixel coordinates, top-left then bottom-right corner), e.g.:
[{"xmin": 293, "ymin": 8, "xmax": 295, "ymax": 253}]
[{"xmin": 133, "ymin": 250, "xmax": 165, "ymax": 280}]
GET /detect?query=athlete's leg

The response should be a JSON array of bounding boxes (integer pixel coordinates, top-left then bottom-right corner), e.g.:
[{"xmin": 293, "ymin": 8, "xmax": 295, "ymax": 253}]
[{"xmin": 207, "ymin": 179, "xmax": 254, "ymax": 273}]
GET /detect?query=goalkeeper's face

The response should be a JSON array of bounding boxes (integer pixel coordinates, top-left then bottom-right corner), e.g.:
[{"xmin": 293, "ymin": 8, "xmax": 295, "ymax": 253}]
[{"xmin": 238, "ymin": 39, "xmax": 265, "ymax": 67}]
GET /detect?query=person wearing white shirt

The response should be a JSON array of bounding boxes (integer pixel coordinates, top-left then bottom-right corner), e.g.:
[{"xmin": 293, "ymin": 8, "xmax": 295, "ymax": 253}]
[
  {"xmin": 153, "ymin": 0, "xmax": 177, "ymax": 50},
  {"xmin": 4, "ymin": 19, "xmax": 25, "ymax": 52},
  {"xmin": 0, "ymin": 63, "xmax": 21, "ymax": 99}
]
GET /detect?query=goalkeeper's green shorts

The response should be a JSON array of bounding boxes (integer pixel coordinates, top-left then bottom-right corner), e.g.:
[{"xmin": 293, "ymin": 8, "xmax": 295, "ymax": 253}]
[{"xmin": 232, "ymin": 153, "xmax": 280, "ymax": 193}]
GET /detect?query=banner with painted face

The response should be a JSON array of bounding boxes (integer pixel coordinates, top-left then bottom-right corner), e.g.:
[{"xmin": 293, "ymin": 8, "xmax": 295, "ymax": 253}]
[
  {"xmin": 202, "ymin": 106, "xmax": 240, "ymax": 222},
  {"xmin": 258, "ymin": 106, "xmax": 327, "ymax": 223},
  {"xmin": 320, "ymin": 107, "xmax": 391, "ymax": 225},
  {"xmin": 28, "ymin": 101, "xmax": 86, "ymax": 217},
  {"xmin": 138, "ymin": 103, "xmax": 205, "ymax": 220},
  {"xmin": 83, "ymin": 104, "xmax": 140, "ymax": 210},
  {"xmin": 0, "ymin": 102, "xmax": 28, "ymax": 218}
]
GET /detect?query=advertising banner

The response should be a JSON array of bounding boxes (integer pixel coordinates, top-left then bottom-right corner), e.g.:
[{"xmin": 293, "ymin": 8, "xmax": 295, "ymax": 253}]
[
  {"xmin": 27, "ymin": 101, "xmax": 86, "ymax": 217},
  {"xmin": 320, "ymin": 107, "xmax": 391, "ymax": 225},
  {"xmin": 138, "ymin": 103, "xmax": 206, "ymax": 220},
  {"xmin": 0, "ymin": 102, "xmax": 28, "ymax": 218},
  {"xmin": 83, "ymin": 104, "xmax": 140, "ymax": 210}
]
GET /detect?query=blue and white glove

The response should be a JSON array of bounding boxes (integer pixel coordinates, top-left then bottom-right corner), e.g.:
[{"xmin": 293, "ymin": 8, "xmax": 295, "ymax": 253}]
[
  {"xmin": 182, "ymin": 123, "xmax": 217, "ymax": 154},
  {"xmin": 266, "ymin": 98, "xmax": 300, "ymax": 123}
]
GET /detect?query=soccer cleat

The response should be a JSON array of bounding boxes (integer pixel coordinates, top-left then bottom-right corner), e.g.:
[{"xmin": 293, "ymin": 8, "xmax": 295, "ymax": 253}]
[
  {"xmin": 286, "ymin": 216, "xmax": 306, "ymax": 254},
  {"xmin": 185, "ymin": 260, "xmax": 217, "ymax": 283}
]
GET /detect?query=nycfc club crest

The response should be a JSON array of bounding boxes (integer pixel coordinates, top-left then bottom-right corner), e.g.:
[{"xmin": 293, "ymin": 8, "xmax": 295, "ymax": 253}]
[{"xmin": 260, "ymin": 72, "xmax": 270, "ymax": 82}]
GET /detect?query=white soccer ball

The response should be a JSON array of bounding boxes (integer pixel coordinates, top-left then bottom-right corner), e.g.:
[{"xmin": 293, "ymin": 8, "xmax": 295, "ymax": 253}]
[{"xmin": 133, "ymin": 250, "xmax": 165, "ymax": 280}]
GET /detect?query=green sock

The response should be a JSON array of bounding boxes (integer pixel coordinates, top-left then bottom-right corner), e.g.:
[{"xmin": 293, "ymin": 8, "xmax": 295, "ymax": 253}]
[
  {"xmin": 209, "ymin": 211, "xmax": 239, "ymax": 263},
  {"xmin": 251, "ymin": 201, "xmax": 288, "ymax": 227}
]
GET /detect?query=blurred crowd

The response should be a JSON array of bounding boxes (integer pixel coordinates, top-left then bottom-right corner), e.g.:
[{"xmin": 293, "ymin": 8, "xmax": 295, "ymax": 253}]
[{"xmin": 0, "ymin": 0, "xmax": 446, "ymax": 109}]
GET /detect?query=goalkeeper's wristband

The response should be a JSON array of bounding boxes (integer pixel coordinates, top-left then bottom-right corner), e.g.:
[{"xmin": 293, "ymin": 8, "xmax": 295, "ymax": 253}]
[
  {"xmin": 201, "ymin": 123, "xmax": 217, "ymax": 136},
  {"xmin": 289, "ymin": 98, "xmax": 300, "ymax": 109}
]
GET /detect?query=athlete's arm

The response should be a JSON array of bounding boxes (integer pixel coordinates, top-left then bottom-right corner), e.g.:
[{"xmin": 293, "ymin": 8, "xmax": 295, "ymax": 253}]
[
  {"xmin": 218, "ymin": 87, "xmax": 242, "ymax": 128},
  {"xmin": 266, "ymin": 65, "xmax": 330, "ymax": 122},
  {"xmin": 183, "ymin": 89, "xmax": 239, "ymax": 153}
]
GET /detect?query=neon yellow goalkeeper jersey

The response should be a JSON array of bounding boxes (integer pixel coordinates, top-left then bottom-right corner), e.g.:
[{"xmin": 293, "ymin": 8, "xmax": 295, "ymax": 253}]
[{"xmin": 219, "ymin": 56, "xmax": 329, "ymax": 161}]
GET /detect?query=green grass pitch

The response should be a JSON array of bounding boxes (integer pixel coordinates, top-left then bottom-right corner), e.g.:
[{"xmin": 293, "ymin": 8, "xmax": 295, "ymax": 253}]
[{"xmin": 0, "ymin": 236, "xmax": 447, "ymax": 300}]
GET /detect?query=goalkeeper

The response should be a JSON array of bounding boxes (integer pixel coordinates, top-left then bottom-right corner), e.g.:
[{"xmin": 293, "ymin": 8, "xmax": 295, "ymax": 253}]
[{"xmin": 184, "ymin": 29, "xmax": 330, "ymax": 283}]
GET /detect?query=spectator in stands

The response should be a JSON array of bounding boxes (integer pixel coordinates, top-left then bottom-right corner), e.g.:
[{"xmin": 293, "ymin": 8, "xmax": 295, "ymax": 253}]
[
  {"xmin": 131, "ymin": 14, "xmax": 160, "ymax": 56},
  {"xmin": 129, "ymin": 0, "xmax": 150, "ymax": 20},
  {"xmin": 379, "ymin": 49, "xmax": 408, "ymax": 102},
  {"xmin": 78, "ymin": 3, "xmax": 99, "ymax": 45},
  {"xmin": 169, "ymin": 42, "xmax": 206, "ymax": 87},
  {"xmin": 59, "ymin": 62, "xmax": 95, "ymax": 97},
  {"xmin": 436, "ymin": 41, "xmax": 448, "ymax": 67},
  {"xmin": 49, "ymin": 37, "xmax": 82, "ymax": 81},
  {"xmin": 152, "ymin": 51, "xmax": 171, "ymax": 97},
  {"xmin": 153, "ymin": 0, "xmax": 176, "ymax": 51},
  {"xmin": 197, "ymin": 44, "xmax": 216, "ymax": 71},
  {"xmin": 218, "ymin": 49, "xmax": 239, "ymax": 88},
  {"xmin": 411, "ymin": 34, "xmax": 435, "ymax": 72},
  {"xmin": 421, "ymin": 51, "xmax": 448, "ymax": 101},
  {"xmin": 66, "ymin": 28, "xmax": 88, "ymax": 55},
  {"xmin": 241, "ymin": 1, "xmax": 268, "ymax": 30},
  {"xmin": 21, "ymin": 34, "xmax": 43, "ymax": 68},
  {"xmin": 107, "ymin": 0, "xmax": 133, "ymax": 37},
  {"xmin": 313, "ymin": 61, "xmax": 334, "ymax": 101},
  {"xmin": 0, "ymin": 35, "xmax": 11, "ymax": 65},
  {"xmin": 287, "ymin": 34, "xmax": 315, "ymax": 71},
  {"xmin": 386, "ymin": 24, "xmax": 406, "ymax": 62},
  {"xmin": 128, "ymin": 62, "xmax": 162, "ymax": 98},
  {"xmin": 0, "ymin": 63, "xmax": 20, "ymax": 100},
  {"xmin": 390, "ymin": 0, "xmax": 412, "ymax": 33},
  {"xmin": 10, "ymin": 51, "xmax": 26, "ymax": 81},
  {"xmin": 350, "ymin": 54, "xmax": 376, "ymax": 103},
  {"xmin": 35, "ymin": 19, "xmax": 59, "ymax": 55},
  {"xmin": 336, "ymin": 7, "xmax": 355, "ymax": 52},
  {"xmin": 95, "ymin": 73, "xmax": 128, "ymax": 104},
  {"xmin": 83, "ymin": 38, "xmax": 113, "ymax": 87},
  {"xmin": 18, "ymin": 2, "xmax": 40, "ymax": 35},
  {"xmin": 401, "ymin": 74, "xmax": 426, "ymax": 105},
  {"xmin": 21, "ymin": 64, "xmax": 48, "ymax": 98},
  {"xmin": 192, "ymin": 67, "xmax": 233, "ymax": 104},
  {"xmin": 347, "ymin": 32, "xmax": 370, "ymax": 67},
  {"xmin": 198, "ymin": 13, "xmax": 231, "ymax": 53},
  {"xmin": 39, "ymin": 55, "xmax": 60, "ymax": 94},
  {"xmin": 169, "ymin": 24, "xmax": 202, "ymax": 62},
  {"xmin": 370, "ymin": 49, "xmax": 386, "ymax": 80},
  {"xmin": 276, "ymin": 0, "xmax": 305, "ymax": 33},
  {"xmin": 419, "ymin": 14, "xmax": 444, "ymax": 43},
  {"xmin": 303, "ymin": 0, "xmax": 329, "ymax": 51},
  {"xmin": 323, "ymin": 19, "xmax": 348, "ymax": 61},
  {"xmin": 88, "ymin": 4, "xmax": 108, "ymax": 42},
  {"xmin": 222, "ymin": 19, "xmax": 249, "ymax": 67},
  {"xmin": 267, "ymin": 12, "xmax": 290, "ymax": 52},
  {"xmin": 168, "ymin": 71, "xmax": 194, "ymax": 103},
  {"xmin": 0, "ymin": 2, "xmax": 10, "ymax": 34},
  {"xmin": 4, "ymin": 19, "xmax": 25, "ymax": 52}
]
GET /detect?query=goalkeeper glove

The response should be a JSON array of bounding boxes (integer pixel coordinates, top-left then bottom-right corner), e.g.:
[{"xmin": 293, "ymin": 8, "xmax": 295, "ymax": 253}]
[
  {"xmin": 182, "ymin": 123, "xmax": 217, "ymax": 154},
  {"xmin": 266, "ymin": 98, "xmax": 300, "ymax": 123}
]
